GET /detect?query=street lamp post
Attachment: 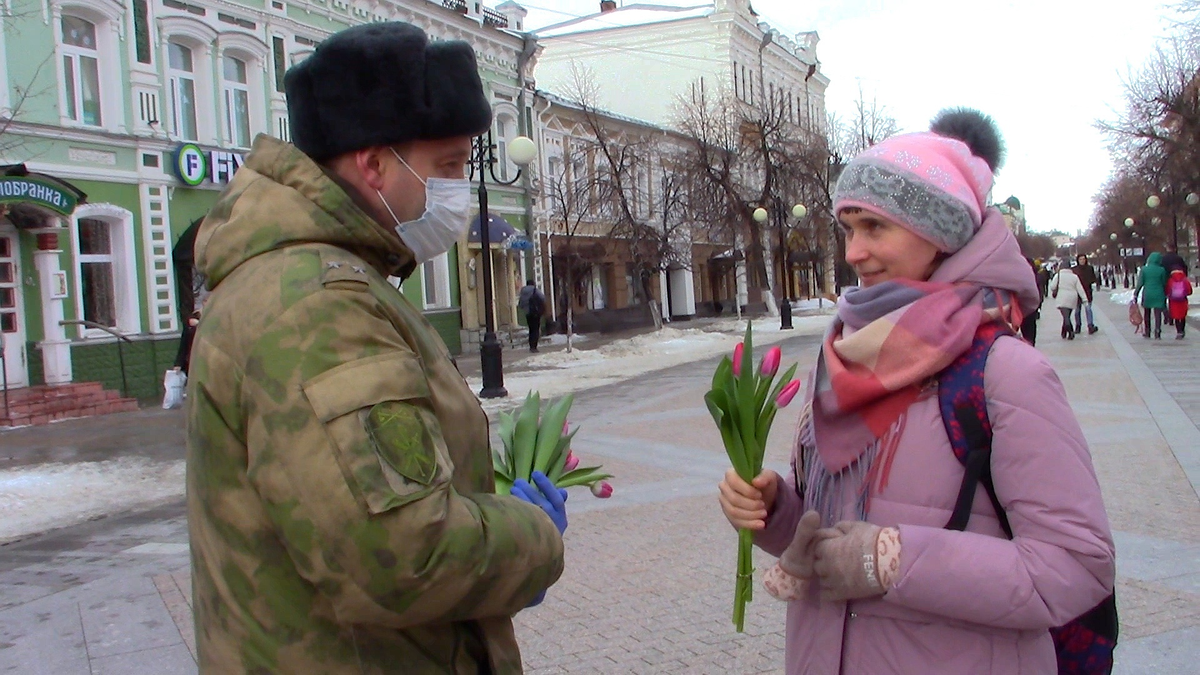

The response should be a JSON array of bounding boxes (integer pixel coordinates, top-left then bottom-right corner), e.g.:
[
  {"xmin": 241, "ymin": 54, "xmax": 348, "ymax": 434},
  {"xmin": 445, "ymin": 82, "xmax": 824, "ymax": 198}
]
[{"xmin": 470, "ymin": 131, "xmax": 536, "ymax": 399}]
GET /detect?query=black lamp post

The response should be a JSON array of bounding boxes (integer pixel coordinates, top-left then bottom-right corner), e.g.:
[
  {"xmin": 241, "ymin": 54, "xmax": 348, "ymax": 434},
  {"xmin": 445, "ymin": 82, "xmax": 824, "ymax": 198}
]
[{"xmin": 468, "ymin": 129, "xmax": 536, "ymax": 399}]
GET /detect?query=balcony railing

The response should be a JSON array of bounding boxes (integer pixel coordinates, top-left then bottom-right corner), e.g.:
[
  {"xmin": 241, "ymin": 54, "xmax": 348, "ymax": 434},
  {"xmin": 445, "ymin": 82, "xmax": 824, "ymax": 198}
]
[
  {"xmin": 442, "ymin": 0, "xmax": 467, "ymax": 13},
  {"xmin": 483, "ymin": 7, "xmax": 508, "ymax": 28}
]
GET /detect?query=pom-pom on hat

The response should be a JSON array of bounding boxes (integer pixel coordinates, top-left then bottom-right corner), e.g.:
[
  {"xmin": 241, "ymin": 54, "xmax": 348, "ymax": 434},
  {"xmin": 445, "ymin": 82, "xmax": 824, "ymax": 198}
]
[
  {"xmin": 833, "ymin": 108, "xmax": 1005, "ymax": 253},
  {"xmin": 284, "ymin": 22, "xmax": 493, "ymax": 162}
]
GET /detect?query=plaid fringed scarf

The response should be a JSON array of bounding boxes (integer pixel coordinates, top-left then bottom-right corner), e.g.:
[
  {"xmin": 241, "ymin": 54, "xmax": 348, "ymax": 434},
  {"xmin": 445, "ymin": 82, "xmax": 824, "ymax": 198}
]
[{"xmin": 799, "ymin": 278, "xmax": 1023, "ymax": 525}]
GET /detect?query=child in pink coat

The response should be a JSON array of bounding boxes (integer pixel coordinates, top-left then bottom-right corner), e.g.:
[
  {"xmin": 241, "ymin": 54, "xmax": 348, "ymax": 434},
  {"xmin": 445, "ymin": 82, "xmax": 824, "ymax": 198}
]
[{"xmin": 1167, "ymin": 268, "xmax": 1193, "ymax": 339}]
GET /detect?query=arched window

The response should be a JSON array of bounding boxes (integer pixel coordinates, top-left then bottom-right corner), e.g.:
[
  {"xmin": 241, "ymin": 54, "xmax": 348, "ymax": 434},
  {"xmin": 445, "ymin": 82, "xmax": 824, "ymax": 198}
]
[
  {"xmin": 71, "ymin": 205, "xmax": 139, "ymax": 337},
  {"xmin": 222, "ymin": 54, "xmax": 252, "ymax": 148},
  {"xmin": 495, "ymin": 112, "xmax": 518, "ymax": 181},
  {"xmin": 60, "ymin": 15, "xmax": 102, "ymax": 126},
  {"xmin": 77, "ymin": 217, "xmax": 117, "ymax": 328},
  {"xmin": 168, "ymin": 41, "xmax": 199, "ymax": 140}
]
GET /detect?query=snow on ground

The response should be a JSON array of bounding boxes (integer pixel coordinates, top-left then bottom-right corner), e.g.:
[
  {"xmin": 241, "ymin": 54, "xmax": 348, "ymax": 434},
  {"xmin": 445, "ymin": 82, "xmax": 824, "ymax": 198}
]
[
  {"xmin": 467, "ymin": 313, "xmax": 833, "ymax": 414},
  {"xmin": 1111, "ymin": 290, "xmax": 1136, "ymax": 305},
  {"xmin": 790, "ymin": 298, "xmax": 835, "ymax": 312},
  {"xmin": 544, "ymin": 332, "xmax": 590, "ymax": 347},
  {"xmin": 0, "ymin": 458, "xmax": 185, "ymax": 543}
]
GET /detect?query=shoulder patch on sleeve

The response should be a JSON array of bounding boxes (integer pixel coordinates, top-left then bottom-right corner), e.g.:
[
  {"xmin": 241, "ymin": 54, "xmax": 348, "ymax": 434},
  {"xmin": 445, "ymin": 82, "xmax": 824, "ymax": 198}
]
[{"xmin": 364, "ymin": 401, "xmax": 437, "ymax": 486}]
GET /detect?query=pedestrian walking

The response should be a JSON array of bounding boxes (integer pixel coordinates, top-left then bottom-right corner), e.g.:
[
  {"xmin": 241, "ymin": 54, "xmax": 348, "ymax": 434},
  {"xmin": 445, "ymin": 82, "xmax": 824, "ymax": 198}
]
[
  {"xmin": 1036, "ymin": 262, "xmax": 1052, "ymax": 299},
  {"xmin": 1051, "ymin": 263, "xmax": 1087, "ymax": 340},
  {"xmin": 184, "ymin": 22, "xmax": 566, "ymax": 674},
  {"xmin": 1072, "ymin": 254, "xmax": 1099, "ymax": 335},
  {"xmin": 518, "ymin": 279, "xmax": 546, "ymax": 352},
  {"xmin": 1020, "ymin": 256, "xmax": 1041, "ymax": 346},
  {"xmin": 1135, "ymin": 252, "xmax": 1169, "ymax": 339},
  {"xmin": 717, "ymin": 109, "xmax": 1114, "ymax": 674},
  {"xmin": 1161, "ymin": 243, "xmax": 1189, "ymax": 276},
  {"xmin": 1167, "ymin": 267, "xmax": 1193, "ymax": 339}
]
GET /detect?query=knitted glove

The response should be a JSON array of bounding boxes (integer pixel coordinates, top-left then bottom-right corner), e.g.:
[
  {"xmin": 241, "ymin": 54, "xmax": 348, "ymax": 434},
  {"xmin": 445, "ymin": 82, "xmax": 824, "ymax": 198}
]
[
  {"xmin": 812, "ymin": 521, "xmax": 900, "ymax": 602},
  {"xmin": 764, "ymin": 510, "xmax": 822, "ymax": 601},
  {"xmin": 778, "ymin": 510, "xmax": 823, "ymax": 578}
]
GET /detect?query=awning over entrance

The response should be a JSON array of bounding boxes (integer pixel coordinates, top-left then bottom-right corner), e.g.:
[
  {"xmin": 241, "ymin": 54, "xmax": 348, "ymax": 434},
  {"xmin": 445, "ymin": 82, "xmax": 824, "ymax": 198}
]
[
  {"xmin": 0, "ymin": 164, "xmax": 88, "ymax": 222},
  {"xmin": 468, "ymin": 213, "xmax": 533, "ymax": 250}
]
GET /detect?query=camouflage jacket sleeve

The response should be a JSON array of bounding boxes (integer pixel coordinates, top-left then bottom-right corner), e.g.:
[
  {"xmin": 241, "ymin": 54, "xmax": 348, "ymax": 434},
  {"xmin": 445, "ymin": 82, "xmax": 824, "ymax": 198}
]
[{"xmin": 241, "ymin": 285, "xmax": 564, "ymax": 628}]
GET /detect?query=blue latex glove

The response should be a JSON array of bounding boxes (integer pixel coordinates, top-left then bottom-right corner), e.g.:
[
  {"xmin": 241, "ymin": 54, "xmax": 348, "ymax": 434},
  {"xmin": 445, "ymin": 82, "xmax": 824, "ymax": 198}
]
[{"xmin": 510, "ymin": 471, "xmax": 568, "ymax": 535}]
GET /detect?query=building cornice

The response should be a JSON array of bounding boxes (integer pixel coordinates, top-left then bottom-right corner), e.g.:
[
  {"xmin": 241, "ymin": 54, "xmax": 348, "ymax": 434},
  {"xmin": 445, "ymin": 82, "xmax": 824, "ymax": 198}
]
[{"xmin": 1, "ymin": 120, "xmax": 178, "ymax": 153}]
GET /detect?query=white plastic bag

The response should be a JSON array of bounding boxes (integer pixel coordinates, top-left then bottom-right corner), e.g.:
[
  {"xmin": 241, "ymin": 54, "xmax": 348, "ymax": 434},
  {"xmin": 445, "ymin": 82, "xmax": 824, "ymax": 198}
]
[{"xmin": 162, "ymin": 369, "xmax": 187, "ymax": 410}]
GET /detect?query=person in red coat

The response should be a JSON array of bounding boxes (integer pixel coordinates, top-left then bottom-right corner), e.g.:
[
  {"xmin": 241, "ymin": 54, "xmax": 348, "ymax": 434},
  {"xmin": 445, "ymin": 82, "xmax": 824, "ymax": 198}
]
[{"xmin": 1166, "ymin": 268, "xmax": 1193, "ymax": 339}]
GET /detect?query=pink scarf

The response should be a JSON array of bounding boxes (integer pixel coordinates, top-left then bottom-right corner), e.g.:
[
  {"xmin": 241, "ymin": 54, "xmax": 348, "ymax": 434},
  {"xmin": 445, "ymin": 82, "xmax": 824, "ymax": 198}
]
[{"xmin": 799, "ymin": 209, "xmax": 1039, "ymax": 522}]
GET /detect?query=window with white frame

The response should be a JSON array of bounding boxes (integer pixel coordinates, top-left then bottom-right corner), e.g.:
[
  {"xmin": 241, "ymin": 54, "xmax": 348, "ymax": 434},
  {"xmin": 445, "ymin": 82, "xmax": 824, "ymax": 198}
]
[
  {"xmin": 60, "ymin": 15, "xmax": 103, "ymax": 126},
  {"xmin": 168, "ymin": 41, "xmax": 199, "ymax": 140},
  {"xmin": 421, "ymin": 252, "xmax": 451, "ymax": 309},
  {"xmin": 222, "ymin": 54, "xmax": 252, "ymax": 148},
  {"xmin": 77, "ymin": 218, "xmax": 118, "ymax": 328},
  {"xmin": 496, "ymin": 115, "xmax": 514, "ymax": 181}
]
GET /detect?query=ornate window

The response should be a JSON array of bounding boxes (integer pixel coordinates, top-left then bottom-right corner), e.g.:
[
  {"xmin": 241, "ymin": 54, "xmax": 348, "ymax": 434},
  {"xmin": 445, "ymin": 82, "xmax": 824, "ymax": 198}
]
[
  {"xmin": 421, "ymin": 252, "xmax": 451, "ymax": 309},
  {"xmin": 71, "ymin": 205, "xmax": 140, "ymax": 337},
  {"xmin": 60, "ymin": 15, "xmax": 103, "ymax": 126},
  {"xmin": 77, "ymin": 217, "xmax": 117, "ymax": 328},
  {"xmin": 168, "ymin": 41, "xmax": 199, "ymax": 140},
  {"xmin": 222, "ymin": 55, "xmax": 252, "ymax": 148}
]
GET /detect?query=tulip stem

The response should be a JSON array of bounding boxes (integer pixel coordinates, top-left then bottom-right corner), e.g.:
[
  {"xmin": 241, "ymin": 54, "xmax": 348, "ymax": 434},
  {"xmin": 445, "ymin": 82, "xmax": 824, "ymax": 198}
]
[{"xmin": 733, "ymin": 527, "xmax": 754, "ymax": 633}]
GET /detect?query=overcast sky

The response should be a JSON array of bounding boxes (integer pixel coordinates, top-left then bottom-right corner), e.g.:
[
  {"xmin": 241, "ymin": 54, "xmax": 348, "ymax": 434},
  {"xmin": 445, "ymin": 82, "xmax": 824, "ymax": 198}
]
[{"xmin": 520, "ymin": 0, "xmax": 1179, "ymax": 235}]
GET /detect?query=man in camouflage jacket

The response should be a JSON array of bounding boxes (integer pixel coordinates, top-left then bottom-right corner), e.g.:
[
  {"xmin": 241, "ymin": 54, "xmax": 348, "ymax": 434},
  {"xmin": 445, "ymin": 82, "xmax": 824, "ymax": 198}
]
[{"xmin": 186, "ymin": 22, "xmax": 564, "ymax": 673}]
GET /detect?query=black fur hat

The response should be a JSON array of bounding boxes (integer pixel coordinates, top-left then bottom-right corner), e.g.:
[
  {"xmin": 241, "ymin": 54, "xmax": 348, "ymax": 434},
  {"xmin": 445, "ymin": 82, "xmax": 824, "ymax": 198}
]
[{"xmin": 284, "ymin": 22, "xmax": 493, "ymax": 161}]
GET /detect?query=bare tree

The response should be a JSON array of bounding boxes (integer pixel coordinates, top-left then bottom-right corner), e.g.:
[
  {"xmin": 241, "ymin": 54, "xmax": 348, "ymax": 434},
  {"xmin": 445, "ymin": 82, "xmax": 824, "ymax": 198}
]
[
  {"xmin": 673, "ymin": 84, "xmax": 803, "ymax": 309},
  {"xmin": 840, "ymin": 84, "xmax": 901, "ymax": 157},
  {"xmin": 541, "ymin": 147, "xmax": 603, "ymax": 352},
  {"xmin": 1094, "ymin": 30, "xmax": 1200, "ymax": 254},
  {"xmin": 564, "ymin": 64, "xmax": 694, "ymax": 308},
  {"xmin": 0, "ymin": 55, "xmax": 55, "ymax": 158}
]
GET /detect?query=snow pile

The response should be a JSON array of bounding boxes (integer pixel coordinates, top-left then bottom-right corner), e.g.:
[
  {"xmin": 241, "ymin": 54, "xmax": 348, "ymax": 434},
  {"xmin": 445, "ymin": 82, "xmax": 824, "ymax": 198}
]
[
  {"xmin": 469, "ymin": 315, "xmax": 831, "ymax": 413},
  {"xmin": 0, "ymin": 458, "xmax": 185, "ymax": 543},
  {"xmin": 544, "ymin": 333, "xmax": 590, "ymax": 347},
  {"xmin": 1111, "ymin": 290, "xmax": 1136, "ymax": 305},
  {"xmin": 791, "ymin": 298, "xmax": 836, "ymax": 312}
]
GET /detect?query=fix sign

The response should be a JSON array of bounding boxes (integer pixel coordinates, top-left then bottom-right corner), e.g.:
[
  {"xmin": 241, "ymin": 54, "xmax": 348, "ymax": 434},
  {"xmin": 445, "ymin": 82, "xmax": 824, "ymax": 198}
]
[{"xmin": 174, "ymin": 143, "xmax": 245, "ymax": 187}]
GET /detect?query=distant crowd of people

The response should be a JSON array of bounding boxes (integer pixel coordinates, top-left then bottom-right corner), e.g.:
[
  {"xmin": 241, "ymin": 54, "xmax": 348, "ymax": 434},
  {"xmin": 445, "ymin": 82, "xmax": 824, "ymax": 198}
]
[{"xmin": 1020, "ymin": 246, "xmax": 1194, "ymax": 344}]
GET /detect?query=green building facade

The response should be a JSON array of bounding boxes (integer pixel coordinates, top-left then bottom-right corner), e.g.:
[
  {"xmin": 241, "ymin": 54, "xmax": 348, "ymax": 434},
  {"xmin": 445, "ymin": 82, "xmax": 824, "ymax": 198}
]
[{"xmin": 0, "ymin": 0, "xmax": 537, "ymax": 401}]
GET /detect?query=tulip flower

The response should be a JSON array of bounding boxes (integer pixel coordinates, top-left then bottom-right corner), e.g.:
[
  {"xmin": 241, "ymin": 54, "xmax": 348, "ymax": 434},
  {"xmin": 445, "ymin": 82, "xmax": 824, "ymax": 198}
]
[
  {"xmin": 563, "ymin": 450, "xmax": 580, "ymax": 472},
  {"xmin": 760, "ymin": 346, "xmax": 781, "ymax": 377},
  {"xmin": 590, "ymin": 481, "xmax": 613, "ymax": 498},
  {"xmin": 707, "ymin": 323, "xmax": 799, "ymax": 632},
  {"xmin": 776, "ymin": 380, "xmax": 802, "ymax": 408}
]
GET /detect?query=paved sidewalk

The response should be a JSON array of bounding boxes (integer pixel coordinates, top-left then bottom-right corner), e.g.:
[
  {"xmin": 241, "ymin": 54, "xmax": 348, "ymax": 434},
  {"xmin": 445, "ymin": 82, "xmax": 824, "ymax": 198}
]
[{"xmin": 2, "ymin": 300, "xmax": 1200, "ymax": 673}]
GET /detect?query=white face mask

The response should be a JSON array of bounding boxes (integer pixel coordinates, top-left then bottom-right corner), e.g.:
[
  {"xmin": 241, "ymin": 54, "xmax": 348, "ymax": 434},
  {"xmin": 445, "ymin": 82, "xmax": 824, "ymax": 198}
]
[{"xmin": 377, "ymin": 148, "xmax": 472, "ymax": 264}]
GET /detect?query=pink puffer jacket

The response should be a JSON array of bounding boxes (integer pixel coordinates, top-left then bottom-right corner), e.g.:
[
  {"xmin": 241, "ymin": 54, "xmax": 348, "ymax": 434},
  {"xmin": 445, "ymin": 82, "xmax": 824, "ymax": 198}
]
[{"xmin": 756, "ymin": 336, "xmax": 1115, "ymax": 675}]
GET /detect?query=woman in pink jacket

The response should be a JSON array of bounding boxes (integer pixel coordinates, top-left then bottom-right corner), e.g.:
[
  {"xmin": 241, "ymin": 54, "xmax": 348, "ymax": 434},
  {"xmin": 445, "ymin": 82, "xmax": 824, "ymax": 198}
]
[{"xmin": 718, "ymin": 110, "xmax": 1115, "ymax": 674}]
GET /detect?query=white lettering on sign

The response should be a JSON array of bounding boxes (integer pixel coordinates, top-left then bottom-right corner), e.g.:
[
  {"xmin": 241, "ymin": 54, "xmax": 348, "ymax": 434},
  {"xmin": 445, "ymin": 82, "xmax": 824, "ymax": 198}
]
[
  {"xmin": 209, "ymin": 151, "xmax": 244, "ymax": 184},
  {"xmin": 0, "ymin": 180, "xmax": 65, "ymax": 207},
  {"xmin": 173, "ymin": 143, "xmax": 246, "ymax": 187}
]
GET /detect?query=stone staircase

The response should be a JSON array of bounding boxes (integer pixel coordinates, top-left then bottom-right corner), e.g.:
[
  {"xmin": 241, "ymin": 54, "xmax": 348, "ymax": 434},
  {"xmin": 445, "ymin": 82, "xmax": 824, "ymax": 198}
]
[{"xmin": 0, "ymin": 382, "xmax": 140, "ymax": 428}]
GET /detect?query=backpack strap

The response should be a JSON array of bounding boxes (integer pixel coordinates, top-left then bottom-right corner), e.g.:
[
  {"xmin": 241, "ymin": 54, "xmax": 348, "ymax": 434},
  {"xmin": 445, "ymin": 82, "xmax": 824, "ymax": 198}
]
[{"xmin": 938, "ymin": 322, "xmax": 1014, "ymax": 537}]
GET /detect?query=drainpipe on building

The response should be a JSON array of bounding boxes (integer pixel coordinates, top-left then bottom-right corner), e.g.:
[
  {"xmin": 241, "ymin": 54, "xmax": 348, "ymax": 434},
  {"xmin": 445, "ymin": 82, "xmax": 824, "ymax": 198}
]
[
  {"xmin": 516, "ymin": 34, "xmax": 539, "ymax": 287},
  {"xmin": 532, "ymin": 92, "xmax": 558, "ymax": 324}
]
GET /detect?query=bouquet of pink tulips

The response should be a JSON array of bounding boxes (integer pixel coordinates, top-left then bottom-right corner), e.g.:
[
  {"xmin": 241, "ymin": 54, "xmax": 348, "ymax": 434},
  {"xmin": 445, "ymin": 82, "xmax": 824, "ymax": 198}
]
[
  {"xmin": 493, "ymin": 392, "xmax": 613, "ymax": 498},
  {"xmin": 706, "ymin": 323, "xmax": 801, "ymax": 632}
]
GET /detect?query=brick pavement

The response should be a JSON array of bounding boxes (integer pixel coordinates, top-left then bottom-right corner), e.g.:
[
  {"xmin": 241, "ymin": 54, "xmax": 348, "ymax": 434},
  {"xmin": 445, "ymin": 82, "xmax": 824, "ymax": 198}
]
[{"xmin": 2, "ymin": 300, "xmax": 1200, "ymax": 673}]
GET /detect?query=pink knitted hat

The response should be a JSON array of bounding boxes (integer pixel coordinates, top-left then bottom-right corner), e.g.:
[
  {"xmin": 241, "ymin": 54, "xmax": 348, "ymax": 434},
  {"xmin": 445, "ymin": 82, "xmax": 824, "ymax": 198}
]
[{"xmin": 833, "ymin": 109, "xmax": 1004, "ymax": 253}]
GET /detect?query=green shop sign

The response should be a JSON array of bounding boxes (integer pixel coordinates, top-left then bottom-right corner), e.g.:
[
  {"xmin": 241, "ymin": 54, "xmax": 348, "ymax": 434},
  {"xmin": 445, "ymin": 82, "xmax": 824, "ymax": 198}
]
[
  {"xmin": 0, "ymin": 176, "xmax": 79, "ymax": 216},
  {"xmin": 173, "ymin": 143, "xmax": 245, "ymax": 187}
]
